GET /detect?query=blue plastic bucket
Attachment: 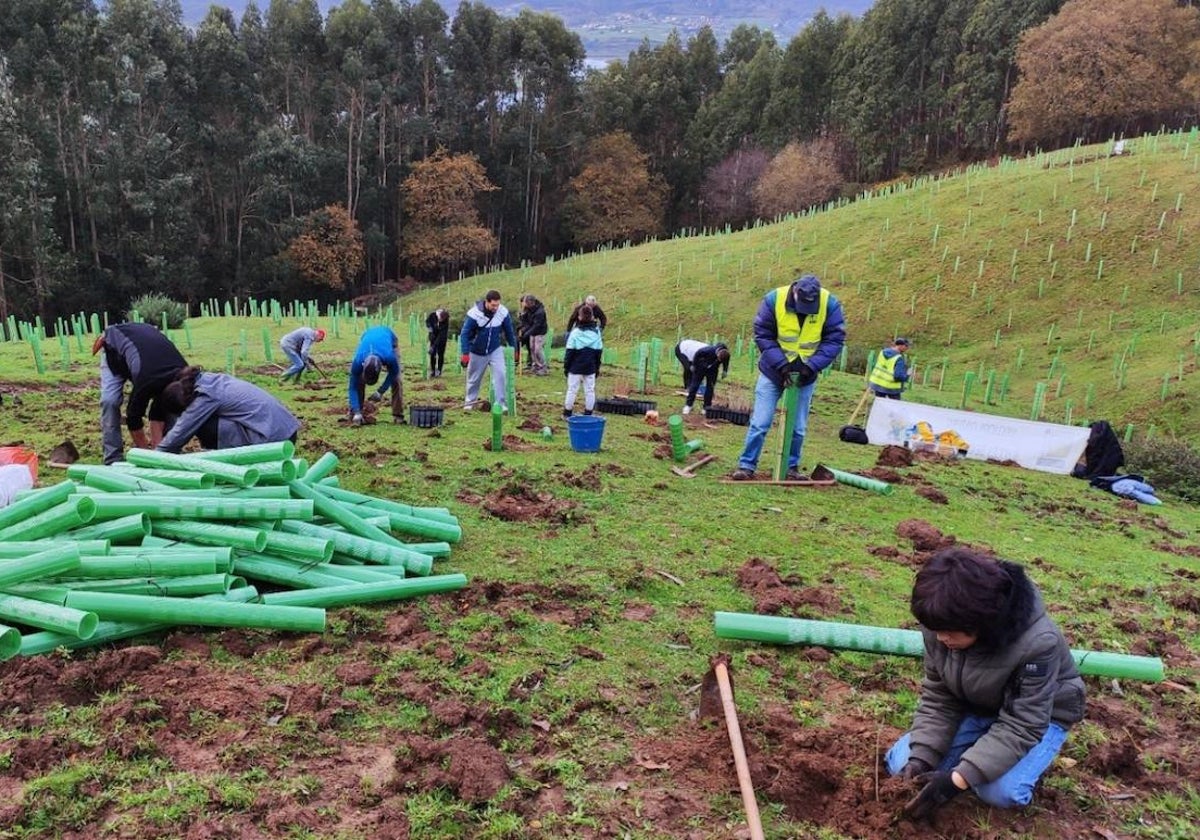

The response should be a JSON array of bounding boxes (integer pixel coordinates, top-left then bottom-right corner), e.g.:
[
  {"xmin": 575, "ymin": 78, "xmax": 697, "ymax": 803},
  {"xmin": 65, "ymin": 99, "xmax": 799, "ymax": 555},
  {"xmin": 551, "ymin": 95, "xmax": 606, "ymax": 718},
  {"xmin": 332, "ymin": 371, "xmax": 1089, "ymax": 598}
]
[{"xmin": 566, "ymin": 415, "xmax": 606, "ymax": 452}]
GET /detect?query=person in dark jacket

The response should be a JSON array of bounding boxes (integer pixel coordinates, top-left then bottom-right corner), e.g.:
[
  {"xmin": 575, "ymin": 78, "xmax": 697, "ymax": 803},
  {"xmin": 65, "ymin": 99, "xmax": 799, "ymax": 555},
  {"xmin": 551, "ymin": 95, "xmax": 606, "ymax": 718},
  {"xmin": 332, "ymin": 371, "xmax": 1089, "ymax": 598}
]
[
  {"xmin": 1071, "ymin": 420, "xmax": 1125, "ymax": 480},
  {"xmin": 730, "ymin": 274, "xmax": 847, "ymax": 481},
  {"xmin": 566, "ymin": 294, "xmax": 608, "ymax": 332},
  {"xmin": 460, "ymin": 290, "xmax": 518, "ymax": 413},
  {"xmin": 674, "ymin": 339, "xmax": 730, "ymax": 415},
  {"xmin": 92, "ymin": 322, "xmax": 188, "ymax": 464},
  {"xmin": 519, "ymin": 295, "xmax": 550, "ymax": 375},
  {"xmin": 562, "ymin": 306, "xmax": 603, "ymax": 418},
  {"xmin": 888, "ymin": 547, "xmax": 1086, "ymax": 820},
  {"xmin": 425, "ymin": 309, "xmax": 450, "ymax": 378},
  {"xmin": 869, "ymin": 337, "xmax": 911, "ymax": 399},
  {"xmin": 349, "ymin": 326, "xmax": 403, "ymax": 425},
  {"xmin": 155, "ymin": 367, "xmax": 301, "ymax": 452}
]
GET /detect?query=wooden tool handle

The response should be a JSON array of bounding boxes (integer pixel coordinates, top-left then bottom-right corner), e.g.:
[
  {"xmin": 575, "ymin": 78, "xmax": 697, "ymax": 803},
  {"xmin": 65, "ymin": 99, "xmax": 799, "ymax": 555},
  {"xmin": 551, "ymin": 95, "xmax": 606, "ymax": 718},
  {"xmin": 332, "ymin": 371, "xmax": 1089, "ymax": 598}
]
[{"xmin": 715, "ymin": 662, "xmax": 765, "ymax": 840}]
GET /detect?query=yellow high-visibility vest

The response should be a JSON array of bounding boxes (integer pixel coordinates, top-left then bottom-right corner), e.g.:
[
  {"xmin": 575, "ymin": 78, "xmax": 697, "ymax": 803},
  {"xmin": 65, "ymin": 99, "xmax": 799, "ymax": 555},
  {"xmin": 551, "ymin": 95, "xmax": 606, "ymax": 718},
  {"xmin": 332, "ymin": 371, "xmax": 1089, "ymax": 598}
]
[
  {"xmin": 772, "ymin": 285, "xmax": 829, "ymax": 362},
  {"xmin": 870, "ymin": 351, "xmax": 903, "ymax": 390}
]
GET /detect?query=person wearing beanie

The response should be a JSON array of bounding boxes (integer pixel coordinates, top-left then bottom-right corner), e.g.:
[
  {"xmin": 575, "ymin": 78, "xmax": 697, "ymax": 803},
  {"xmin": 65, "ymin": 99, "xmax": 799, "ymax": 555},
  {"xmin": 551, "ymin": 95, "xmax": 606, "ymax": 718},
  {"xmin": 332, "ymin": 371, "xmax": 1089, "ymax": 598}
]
[{"xmin": 674, "ymin": 339, "xmax": 731, "ymax": 416}]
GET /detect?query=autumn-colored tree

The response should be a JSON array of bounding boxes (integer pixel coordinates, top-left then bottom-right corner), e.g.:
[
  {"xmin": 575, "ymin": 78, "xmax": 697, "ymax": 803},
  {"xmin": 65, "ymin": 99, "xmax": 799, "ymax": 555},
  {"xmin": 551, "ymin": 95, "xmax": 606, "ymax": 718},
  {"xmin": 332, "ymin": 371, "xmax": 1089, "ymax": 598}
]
[
  {"xmin": 401, "ymin": 150, "xmax": 498, "ymax": 276},
  {"xmin": 751, "ymin": 138, "xmax": 843, "ymax": 220},
  {"xmin": 562, "ymin": 131, "xmax": 666, "ymax": 248},
  {"xmin": 699, "ymin": 146, "xmax": 771, "ymax": 229},
  {"xmin": 284, "ymin": 204, "xmax": 365, "ymax": 289},
  {"xmin": 1007, "ymin": 0, "xmax": 1200, "ymax": 148}
]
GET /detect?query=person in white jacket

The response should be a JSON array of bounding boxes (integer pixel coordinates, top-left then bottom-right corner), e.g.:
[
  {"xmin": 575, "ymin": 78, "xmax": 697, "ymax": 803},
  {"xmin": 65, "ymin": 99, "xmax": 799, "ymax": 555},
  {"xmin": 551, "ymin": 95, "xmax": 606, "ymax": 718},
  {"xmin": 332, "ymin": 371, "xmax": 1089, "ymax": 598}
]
[{"xmin": 562, "ymin": 306, "xmax": 603, "ymax": 419}]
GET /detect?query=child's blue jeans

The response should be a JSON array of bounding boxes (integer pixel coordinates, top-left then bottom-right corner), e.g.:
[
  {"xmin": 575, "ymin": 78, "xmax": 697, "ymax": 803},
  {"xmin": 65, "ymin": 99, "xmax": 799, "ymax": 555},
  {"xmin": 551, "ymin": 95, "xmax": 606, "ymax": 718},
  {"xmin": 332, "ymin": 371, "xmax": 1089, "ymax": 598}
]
[{"xmin": 885, "ymin": 715, "xmax": 1069, "ymax": 808}]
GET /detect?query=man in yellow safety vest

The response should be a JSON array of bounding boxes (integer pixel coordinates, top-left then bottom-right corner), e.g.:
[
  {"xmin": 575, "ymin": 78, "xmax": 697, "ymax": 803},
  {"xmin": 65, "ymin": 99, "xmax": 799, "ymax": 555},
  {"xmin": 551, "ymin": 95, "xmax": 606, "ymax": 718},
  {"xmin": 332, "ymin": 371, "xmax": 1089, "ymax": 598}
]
[
  {"xmin": 729, "ymin": 274, "xmax": 847, "ymax": 480},
  {"xmin": 869, "ymin": 337, "xmax": 911, "ymax": 399}
]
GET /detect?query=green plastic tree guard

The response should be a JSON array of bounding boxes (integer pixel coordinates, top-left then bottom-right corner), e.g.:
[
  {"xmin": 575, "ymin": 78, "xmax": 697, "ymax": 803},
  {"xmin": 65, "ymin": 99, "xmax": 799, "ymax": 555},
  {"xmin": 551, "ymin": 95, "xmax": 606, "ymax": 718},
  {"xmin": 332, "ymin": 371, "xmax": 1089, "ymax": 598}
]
[
  {"xmin": 315, "ymin": 484, "xmax": 456, "ymax": 525},
  {"xmin": 0, "ymin": 624, "xmax": 20, "ymax": 660},
  {"xmin": 17, "ymin": 587, "xmax": 261, "ymax": 656},
  {"xmin": 69, "ymin": 465, "xmax": 176, "ymax": 493},
  {"xmin": 187, "ymin": 440, "xmax": 295, "ymax": 464},
  {"xmin": 260, "ymin": 530, "xmax": 334, "ymax": 563},
  {"xmin": 0, "ymin": 594, "xmax": 98, "ymax": 639},
  {"xmin": 278, "ymin": 520, "xmax": 433, "ymax": 575},
  {"xmin": 299, "ymin": 452, "xmax": 340, "ymax": 485},
  {"xmin": 774, "ymin": 385, "xmax": 801, "ymax": 480},
  {"xmin": 240, "ymin": 460, "xmax": 298, "ymax": 484},
  {"xmin": 287, "ymin": 481, "xmax": 406, "ymax": 549},
  {"xmin": 89, "ymin": 495, "xmax": 313, "ymax": 522},
  {"xmin": 0, "ymin": 480, "xmax": 75, "ymax": 531},
  {"xmin": 811, "ymin": 464, "xmax": 894, "ymax": 495},
  {"xmin": 261, "ymin": 573, "xmax": 468, "ymax": 608},
  {"xmin": 0, "ymin": 540, "xmax": 109, "ymax": 558},
  {"xmin": 126, "ymin": 448, "xmax": 260, "ymax": 487},
  {"xmin": 0, "ymin": 545, "xmax": 82, "ymax": 590},
  {"xmin": 400, "ymin": 542, "xmax": 451, "ymax": 559},
  {"xmin": 354, "ymin": 508, "xmax": 462, "ymax": 544},
  {"xmin": 38, "ymin": 574, "xmax": 238, "ymax": 597},
  {"xmin": 150, "ymin": 519, "xmax": 268, "ymax": 552},
  {"xmin": 231, "ymin": 556, "xmax": 361, "ymax": 589},
  {"xmin": 108, "ymin": 546, "xmax": 233, "ymax": 571},
  {"xmin": 109, "ymin": 464, "xmax": 217, "ymax": 489},
  {"xmin": 67, "ymin": 556, "xmax": 219, "ymax": 579},
  {"xmin": 64, "ymin": 513, "xmax": 151, "ymax": 543},
  {"xmin": 491, "ymin": 403, "xmax": 504, "ymax": 451},
  {"xmin": 60, "ymin": 590, "xmax": 325, "ymax": 632},
  {"xmin": 0, "ymin": 497, "xmax": 97, "ymax": 542},
  {"xmin": 668, "ymin": 415, "xmax": 687, "ymax": 462},
  {"xmin": 712, "ymin": 612, "xmax": 1165, "ymax": 682}
]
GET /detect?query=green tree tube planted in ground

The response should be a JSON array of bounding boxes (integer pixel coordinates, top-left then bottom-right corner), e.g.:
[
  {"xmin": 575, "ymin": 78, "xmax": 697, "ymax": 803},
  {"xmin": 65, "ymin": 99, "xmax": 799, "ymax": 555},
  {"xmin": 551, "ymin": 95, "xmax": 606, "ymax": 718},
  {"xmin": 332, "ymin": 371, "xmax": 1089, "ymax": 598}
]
[{"xmin": 713, "ymin": 612, "xmax": 1163, "ymax": 681}]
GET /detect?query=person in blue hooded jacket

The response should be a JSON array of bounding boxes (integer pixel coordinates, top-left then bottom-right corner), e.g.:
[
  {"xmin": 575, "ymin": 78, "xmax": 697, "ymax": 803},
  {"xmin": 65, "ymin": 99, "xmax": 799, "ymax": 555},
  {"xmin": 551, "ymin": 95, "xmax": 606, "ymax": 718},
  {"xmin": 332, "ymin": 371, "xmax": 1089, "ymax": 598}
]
[
  {"xmin": 562, "ymin": 305, "xmax": 603, "ymax": 418},
  {"xmin": 459, "ymin": 290, "xmax": 518, "ymax": 413},
  {"xmin": 869, "ymin": 337, "xmax": 911, "ymax": 399},
  {"xmin": 730, "ymin": 274, "xmax": 847, "ymax": 480},
  {"xmin": 349, "ymin": 326, "xmax": 402, "ymax": 425}
]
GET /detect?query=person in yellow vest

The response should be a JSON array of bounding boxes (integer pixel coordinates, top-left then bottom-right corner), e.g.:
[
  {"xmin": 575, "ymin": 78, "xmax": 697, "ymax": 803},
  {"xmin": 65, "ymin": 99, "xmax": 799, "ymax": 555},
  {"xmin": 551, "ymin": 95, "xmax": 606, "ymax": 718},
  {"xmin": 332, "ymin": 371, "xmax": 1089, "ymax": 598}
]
[
  {"xmin": 869, "ymin": 337, "xmax": 911, "ymax": 399},
  {"xmin": 730, "ymin": 274, "xmax": 847, "ymax": 480}
]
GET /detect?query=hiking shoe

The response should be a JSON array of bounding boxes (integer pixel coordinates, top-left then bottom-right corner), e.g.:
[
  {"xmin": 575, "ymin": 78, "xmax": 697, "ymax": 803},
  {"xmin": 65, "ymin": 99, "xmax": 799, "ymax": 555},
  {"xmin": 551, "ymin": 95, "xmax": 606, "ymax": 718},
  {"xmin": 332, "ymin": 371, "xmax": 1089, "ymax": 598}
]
[
  {"xmin": 729, "ymin": 469, "xmax": 756, "ymax": 481},
  {"xmin": 785, "ymin": 468, "xmax": 805, "ymax": 481}
]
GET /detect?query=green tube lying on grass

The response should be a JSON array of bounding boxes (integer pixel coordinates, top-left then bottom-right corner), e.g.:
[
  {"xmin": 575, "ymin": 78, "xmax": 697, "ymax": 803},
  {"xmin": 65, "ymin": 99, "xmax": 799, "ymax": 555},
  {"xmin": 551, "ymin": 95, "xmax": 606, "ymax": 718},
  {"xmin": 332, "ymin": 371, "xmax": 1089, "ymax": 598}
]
[
  {"xmin": 313, "ymin": 483, "xmax": 456, "ymax": 524},
  {"xmin": 188, "ymin": 441, "xmax": 295, "ymax": 464},
  {"xmin": 150, "ymin": 520, "xmax": 268, "ymax": 552},
  {"xmin": 59, "ymin": 590, "xmax": 324, "ymax": 632},
  {"xmin": 0, "ymin": 544, "xmax": 82, "ymax": 587},
  {"xmin": 712, "ymin": 612, "xmax": 1165, "ymax": 682},
  {"xmin": 0, "ymin": 481, "xmax": 75, "ymax": 531},
  {"xmin": 89, "ymin": 496, "xmax": 312, "ymax": 522},
  {"xmin": 0, "ymin": 594, "xmax": 98, "ymax": 639},
  {"xmin": 0, "ymin": 624, "xmax": 21, "ymax": 660},
  {"xmin": 261, "ymin": 573, "xmax": 468, "ymax": 607},
  {"xmin": 109, "ymin": 464, "xmax": 216, "ymax": 489},
  {"xmin": 811, "ymin": 464, "xmax": 893, "ymax": 495},
  {"xmin": 17, "ymin": 586, "xmax": 261, "ymax": 656},
  {"xmin": 278, "ymin": 520, "xmax": 433, "ymax": 575},
  {"xmin": 0, "ymin": 498, "xmax": 96, "ymax": 542},
  {"xmin": 126, "ymin": 448, "xmax": 260, "ymax": 487}
]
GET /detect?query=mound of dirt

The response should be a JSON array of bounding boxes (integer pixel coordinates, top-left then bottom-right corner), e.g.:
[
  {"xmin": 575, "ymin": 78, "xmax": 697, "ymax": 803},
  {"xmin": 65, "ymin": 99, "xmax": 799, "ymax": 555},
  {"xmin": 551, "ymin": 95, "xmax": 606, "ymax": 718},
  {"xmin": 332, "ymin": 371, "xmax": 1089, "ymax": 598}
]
[
  {"xmin": 736, "ymin": 558, "xmax": 844, "ymax": 616},
  {"xmin": 483, "ymin": 485, "xmax": 583, "ymax": 524}
]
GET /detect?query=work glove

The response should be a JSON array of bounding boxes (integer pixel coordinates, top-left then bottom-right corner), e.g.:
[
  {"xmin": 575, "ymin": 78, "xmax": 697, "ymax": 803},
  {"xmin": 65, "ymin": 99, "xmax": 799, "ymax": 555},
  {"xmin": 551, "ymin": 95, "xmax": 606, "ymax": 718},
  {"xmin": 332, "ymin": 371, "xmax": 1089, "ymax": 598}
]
[
  {"xmin": 899, "ymin": 758, "xmax": 932, "ymax": 781},
  {"xmin": 681, "ymin": 405, "xmax": 691, "ymax": 415},
  {"xmin": 903, "ymin": 771, "xmax": 963, "ymax": 821},
  {"xmin": 367, "ymin": 391, "xmax": 383, "ymax": 403},
  {"xmin": 790, "ymin": 358, "xmax": 818, "ymax": 387},
  {"xmin": 352, "ymin": 412, "xmax": 364, "ymax": 426},
  {"xmin": 460, "ymin": 353, "xmax": 470, "ymax": 369}
]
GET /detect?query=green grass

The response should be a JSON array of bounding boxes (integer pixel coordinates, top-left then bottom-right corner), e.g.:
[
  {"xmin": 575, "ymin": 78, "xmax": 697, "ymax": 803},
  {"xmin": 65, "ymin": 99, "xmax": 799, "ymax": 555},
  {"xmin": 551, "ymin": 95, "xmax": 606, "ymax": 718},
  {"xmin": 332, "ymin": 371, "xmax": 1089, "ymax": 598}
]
[{"xmin": 0, "ymin": 132, "xmax": 1198, "ymax": 838}]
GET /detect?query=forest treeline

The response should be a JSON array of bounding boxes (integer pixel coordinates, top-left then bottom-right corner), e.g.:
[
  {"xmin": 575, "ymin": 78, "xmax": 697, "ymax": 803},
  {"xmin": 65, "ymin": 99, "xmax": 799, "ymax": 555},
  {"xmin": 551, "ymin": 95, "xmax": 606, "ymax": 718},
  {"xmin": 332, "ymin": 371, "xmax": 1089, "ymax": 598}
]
[{"xmin": 1, "ymin": 0, "xmax": 1198, "ymax": 322}]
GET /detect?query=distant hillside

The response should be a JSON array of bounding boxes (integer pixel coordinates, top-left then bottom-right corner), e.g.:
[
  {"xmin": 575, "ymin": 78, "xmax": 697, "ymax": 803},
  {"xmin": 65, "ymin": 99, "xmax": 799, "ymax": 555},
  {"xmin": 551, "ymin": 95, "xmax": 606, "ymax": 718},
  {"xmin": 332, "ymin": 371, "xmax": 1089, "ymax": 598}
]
[{"xmin": 174, "ymin": 0, "xmax": 874, "ymax": 64}]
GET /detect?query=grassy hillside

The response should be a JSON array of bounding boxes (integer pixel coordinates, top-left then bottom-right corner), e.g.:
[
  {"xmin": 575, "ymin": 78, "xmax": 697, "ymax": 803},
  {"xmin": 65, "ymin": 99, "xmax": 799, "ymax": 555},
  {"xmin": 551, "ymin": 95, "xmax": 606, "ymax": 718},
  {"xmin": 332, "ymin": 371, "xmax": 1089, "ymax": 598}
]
[
  {"xmin": 0, "ymin": 133, "xmax": 1197, "ymax": 839},
  {"xmin": 401, "ymin": 129, "xmax": 1200, "ymax": 442}
]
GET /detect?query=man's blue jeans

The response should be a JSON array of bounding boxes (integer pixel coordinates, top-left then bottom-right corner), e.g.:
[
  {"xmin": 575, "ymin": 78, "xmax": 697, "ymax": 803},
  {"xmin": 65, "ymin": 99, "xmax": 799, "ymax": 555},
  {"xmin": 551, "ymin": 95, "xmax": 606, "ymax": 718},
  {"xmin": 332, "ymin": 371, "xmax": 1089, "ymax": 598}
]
[
  {"xmin": 281, "ymin": 347, "xmax": 306, "ymax": 379},
  {"xmin": 737, "ymin": 373, "xmax": 815, "ymax": 471},
  {"xmin": 885, "ymin": 715, "xmax": 1069, "ymax": 808},
  {"xmin": 100, "ymin": 354, "xmax": 128, "ymax": 465}
]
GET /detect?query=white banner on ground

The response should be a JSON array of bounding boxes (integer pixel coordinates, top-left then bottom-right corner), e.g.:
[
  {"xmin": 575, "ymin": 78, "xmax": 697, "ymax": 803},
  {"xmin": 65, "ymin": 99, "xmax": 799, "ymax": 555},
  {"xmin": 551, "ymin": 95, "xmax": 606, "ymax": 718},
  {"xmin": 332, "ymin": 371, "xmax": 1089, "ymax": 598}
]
[{"xmin": 864, "ymin": 399, "xmax": 1089, "ymax": 475}]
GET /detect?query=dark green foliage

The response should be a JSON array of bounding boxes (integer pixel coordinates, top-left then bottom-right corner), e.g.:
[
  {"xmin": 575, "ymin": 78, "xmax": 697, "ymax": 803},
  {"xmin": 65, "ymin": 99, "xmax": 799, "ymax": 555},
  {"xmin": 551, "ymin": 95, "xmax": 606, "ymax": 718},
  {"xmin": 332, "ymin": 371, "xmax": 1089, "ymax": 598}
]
[
  {"xmin": 1124, "ymin": 437, "xmax": 1200, "ymax": 503},
  {"xmin": 129, "ymin": 294, "xmax": 189, "ymax": 329}
]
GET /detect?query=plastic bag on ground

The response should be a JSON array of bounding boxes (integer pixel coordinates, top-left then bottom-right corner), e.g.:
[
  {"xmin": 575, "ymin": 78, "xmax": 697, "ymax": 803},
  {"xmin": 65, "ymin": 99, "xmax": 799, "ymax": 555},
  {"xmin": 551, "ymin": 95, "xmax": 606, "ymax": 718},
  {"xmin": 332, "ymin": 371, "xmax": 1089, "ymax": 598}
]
[{"xmin": 0, "ymin": 463, "xmax": 35, "ymax": 509}]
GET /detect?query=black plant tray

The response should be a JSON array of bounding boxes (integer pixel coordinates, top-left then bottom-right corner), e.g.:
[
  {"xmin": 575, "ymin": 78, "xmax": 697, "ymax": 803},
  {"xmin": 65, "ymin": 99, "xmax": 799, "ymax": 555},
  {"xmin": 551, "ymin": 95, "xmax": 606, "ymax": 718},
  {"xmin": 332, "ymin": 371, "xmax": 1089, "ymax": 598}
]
[
  {"xmin": 705, "ymin": 405, "xmax": 751, "ymax": 425},
  {"xmin": 594, "ymin": 397, "xmax": 657, "ymax": 416}
]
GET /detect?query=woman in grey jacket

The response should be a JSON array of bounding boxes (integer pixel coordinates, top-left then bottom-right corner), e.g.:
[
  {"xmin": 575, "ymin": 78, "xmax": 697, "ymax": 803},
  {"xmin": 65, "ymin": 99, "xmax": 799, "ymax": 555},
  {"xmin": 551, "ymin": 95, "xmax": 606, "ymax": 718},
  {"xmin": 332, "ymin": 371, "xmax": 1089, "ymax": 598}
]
[
  {"xmin": 155, "ymin": 367, "xmax": 301, "ymax": 453},
  {"xmin": 888, "ymin": 547, "xmax": 1086, "ymax": 819}
]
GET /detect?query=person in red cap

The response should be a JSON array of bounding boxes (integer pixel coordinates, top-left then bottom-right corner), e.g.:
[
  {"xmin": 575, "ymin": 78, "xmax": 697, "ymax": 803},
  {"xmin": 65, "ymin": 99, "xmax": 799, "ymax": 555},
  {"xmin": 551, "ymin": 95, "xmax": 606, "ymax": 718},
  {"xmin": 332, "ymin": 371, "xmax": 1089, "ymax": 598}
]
[{"xmin": 279, "ymin": 326, "xmax": 327, "ymax": 383}]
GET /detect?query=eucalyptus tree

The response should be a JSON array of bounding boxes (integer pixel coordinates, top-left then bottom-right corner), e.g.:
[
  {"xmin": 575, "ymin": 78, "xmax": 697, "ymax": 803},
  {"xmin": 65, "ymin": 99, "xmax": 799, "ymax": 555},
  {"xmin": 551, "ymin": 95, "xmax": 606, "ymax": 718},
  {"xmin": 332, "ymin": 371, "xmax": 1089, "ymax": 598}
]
[{"xmin": 761, "ymin": 11, "xmax": 855, "ymax": 148}]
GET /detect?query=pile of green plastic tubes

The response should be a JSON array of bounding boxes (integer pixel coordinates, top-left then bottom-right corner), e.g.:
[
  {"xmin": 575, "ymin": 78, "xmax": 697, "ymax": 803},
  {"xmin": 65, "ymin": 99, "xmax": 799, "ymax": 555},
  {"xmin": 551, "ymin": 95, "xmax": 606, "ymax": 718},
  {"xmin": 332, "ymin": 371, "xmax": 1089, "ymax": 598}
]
[{"xmin": 0, "ymin": 444, "xmax": 467, "ymax": 660}]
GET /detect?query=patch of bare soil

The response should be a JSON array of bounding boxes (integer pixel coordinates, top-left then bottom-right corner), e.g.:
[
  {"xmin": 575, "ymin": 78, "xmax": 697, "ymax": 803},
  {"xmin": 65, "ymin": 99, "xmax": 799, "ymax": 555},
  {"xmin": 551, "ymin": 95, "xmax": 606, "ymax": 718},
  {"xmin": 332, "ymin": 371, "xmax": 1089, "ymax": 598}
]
[
  {"xmin": 736, "ymin": 558, "xmax": 845, "ymax": 616},
  {"xmin": 894, "ymin": 519, "xmax": 958, "ymax": 554},
  {"xmin": 876, "ymin": 445, "xmax": 914, "ymax": 467},
  {"xmin": 914, "ymin": 485, "xmax": 949, "ymax": 504},
  {"xmin": 480, "ymin": 483, "xmax": 585, "ymax": 523},
  {"xmin": 483, "ymin": 434, "xmax": 535, "ymax": 451}
]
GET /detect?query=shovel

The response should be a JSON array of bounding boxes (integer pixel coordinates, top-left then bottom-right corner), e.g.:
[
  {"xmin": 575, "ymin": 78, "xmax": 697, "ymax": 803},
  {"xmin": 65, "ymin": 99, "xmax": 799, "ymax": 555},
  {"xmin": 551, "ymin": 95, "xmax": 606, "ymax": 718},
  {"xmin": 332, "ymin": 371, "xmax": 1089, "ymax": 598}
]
[
  {"xmin": 304, "ymin": 356, "xmax": 331, "ymax": 381},
  {"xmin": 699, "ymin": 654, "xmax": 765, "ymax": 840}
]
